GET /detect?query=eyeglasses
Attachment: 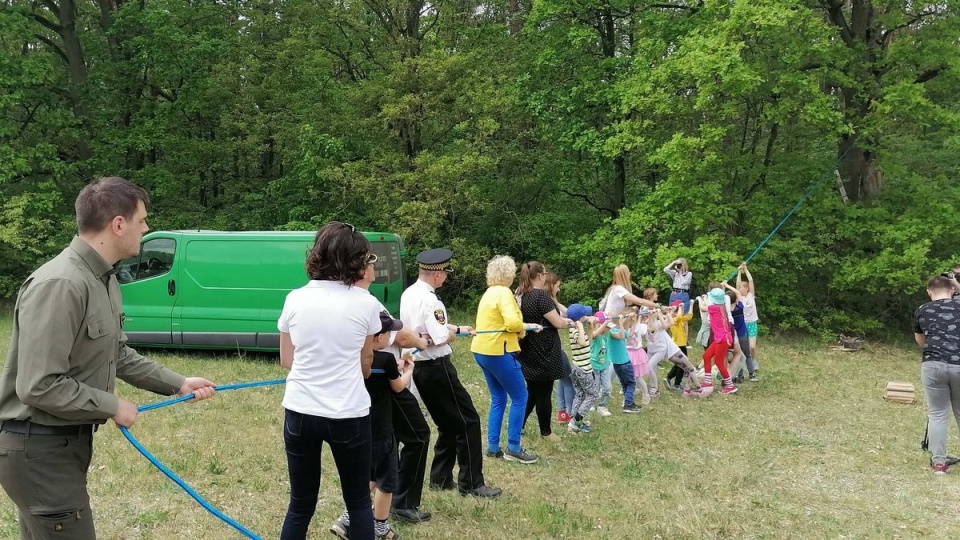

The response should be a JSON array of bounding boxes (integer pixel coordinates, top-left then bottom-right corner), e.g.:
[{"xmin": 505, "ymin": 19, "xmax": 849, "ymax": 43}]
[{"xmin": 364, "ymin": 252, "xmax": 379, "ymax": 265}]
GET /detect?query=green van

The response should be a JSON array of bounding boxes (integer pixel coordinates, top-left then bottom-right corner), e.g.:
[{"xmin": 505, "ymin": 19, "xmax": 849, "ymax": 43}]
[{"xmin": 117, "ymin": 230, "xmax": 405, "ymax": 351}]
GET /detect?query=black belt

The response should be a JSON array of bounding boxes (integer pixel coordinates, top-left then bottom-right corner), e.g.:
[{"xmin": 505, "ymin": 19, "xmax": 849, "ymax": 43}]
[
  {"xmin": 415, "ymin": 355, "xmax": 450, "ymax": 366},
  {"xmin": 1, "ymin": 420, "xmax": 96, "ymax": 436},
  {"xmin": 672, "ymin": 288, "xmax": 689, "ymax": 293}
]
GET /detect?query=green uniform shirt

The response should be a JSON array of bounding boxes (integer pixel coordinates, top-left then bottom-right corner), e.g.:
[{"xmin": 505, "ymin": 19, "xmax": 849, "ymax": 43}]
[{"xmin": 0, "ymin": 236, "xmax": 185, "ymax": 426}]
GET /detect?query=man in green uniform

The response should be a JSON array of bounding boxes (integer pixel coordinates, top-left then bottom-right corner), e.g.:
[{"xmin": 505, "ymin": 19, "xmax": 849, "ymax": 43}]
[{"xmin": 0, "ymin": 177, "xmax": 216, "ymax": 539}]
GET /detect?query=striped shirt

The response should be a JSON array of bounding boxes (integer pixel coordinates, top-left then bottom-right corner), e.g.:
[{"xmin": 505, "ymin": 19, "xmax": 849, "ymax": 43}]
[{"xmin": 569, "ymin": 328, "xmax": 593, "ymax": 372}]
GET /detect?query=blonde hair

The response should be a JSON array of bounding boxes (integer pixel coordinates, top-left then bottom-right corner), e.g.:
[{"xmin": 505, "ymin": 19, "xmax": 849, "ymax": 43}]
[
  {"xmin": 612, "ymin": 264, "xmax": 631, "ymax": 289},
  {"xmin": 516, "ymin": 261, "xmax": 546, "ymax": 297},
  {"xmin": 486, "ymin": 255, "xmax": 517, "ymax": 287}
]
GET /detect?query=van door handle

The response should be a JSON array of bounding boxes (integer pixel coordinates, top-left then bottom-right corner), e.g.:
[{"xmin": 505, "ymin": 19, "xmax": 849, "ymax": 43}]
[{"xmin": 168, "ymin": 279, "xmax": 176, "ymax": 296}]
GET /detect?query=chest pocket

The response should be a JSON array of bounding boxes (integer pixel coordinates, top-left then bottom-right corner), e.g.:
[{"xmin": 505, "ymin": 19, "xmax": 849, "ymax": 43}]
[{"xmin": 87, "ymin": 317, "xmax": 111, "ymax": 340}]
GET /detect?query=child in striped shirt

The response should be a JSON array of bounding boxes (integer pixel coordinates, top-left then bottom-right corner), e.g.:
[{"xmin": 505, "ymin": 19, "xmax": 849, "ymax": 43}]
[{"xmin": 566, "ymin": 303, "xmax": 605, "ymax": 432}]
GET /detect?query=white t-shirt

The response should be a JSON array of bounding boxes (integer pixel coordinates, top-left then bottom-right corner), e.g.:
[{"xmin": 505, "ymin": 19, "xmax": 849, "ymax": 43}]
[
  {"xmin": 602, "ymin": 285, "xmax": 630, "ymax": 315},
  {"xmin": 742, "ymin": 292, "xmax": 759, "ymax": 323},
  {"xmin": 647, "ymin": 320, "xmax": 681, "ymax": 358},
  {"xmin": 278, "ymin": 280, "xmax": 382, "ymax": 418}
]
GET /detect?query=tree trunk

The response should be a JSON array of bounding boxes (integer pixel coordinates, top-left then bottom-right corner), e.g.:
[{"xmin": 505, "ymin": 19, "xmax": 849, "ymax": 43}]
[{"xmin": 838, "ymin": 136, "xmax": 883, "ymax": 202}]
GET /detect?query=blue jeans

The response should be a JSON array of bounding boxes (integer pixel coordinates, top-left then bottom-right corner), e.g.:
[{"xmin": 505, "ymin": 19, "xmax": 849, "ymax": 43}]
[
  {"xmin": 474, "ymin": 352, "xmax": 528, "ymax": 453},
  {"xmin": 669, "ymin": 290, "xmax": 691, "ymax": 313},
  {"xmin": 613, "ymin": 362, "xmax": 637, "ymax": 406},
  {"xmin": 281, "ymin": 409, "xmax": 374, "ymax": 540},
  {"xmin": 556, "ymin": 375, "xmax": 575, "ymax": 413}
]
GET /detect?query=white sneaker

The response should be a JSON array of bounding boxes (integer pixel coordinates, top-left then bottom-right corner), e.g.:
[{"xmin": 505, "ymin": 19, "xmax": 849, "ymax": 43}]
[
  {"xmin": 640, "ymin": 394, "xmax": 651, "ymax": 406},
  {"xmin": 597, "ymin": 406, "xmax": 612, "ymax": 417}
]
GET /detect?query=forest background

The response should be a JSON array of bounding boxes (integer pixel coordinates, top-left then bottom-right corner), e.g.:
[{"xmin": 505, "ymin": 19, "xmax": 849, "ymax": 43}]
[{"xmin": 1, "ymin": 0, "xmax": 958, "ymax": 336}]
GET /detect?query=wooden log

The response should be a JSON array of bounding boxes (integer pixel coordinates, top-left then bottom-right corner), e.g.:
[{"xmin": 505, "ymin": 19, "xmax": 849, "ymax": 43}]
[{"xmin": 884, "ymin": 381, "xmax": 915, "ymax": 404}]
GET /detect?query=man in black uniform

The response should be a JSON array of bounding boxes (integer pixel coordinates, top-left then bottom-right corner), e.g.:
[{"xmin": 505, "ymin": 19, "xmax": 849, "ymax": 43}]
[{"xmin": 399, "ymin": 249, "xmax": 501, "ymax": 498}]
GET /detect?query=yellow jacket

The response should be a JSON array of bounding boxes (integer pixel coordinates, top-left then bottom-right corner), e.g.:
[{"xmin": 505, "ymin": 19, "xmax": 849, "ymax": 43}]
[
  {"xmin": 670, "ymin": 311, "xmax": 694, "ymax": 346},
  {"xmin": 471, "ymin": 285, "xmax": 526, "ymax": 355}
]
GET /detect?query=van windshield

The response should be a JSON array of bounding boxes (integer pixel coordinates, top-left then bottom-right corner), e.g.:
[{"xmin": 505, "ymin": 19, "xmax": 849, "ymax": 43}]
[{"xmin": 369, "ymin": 241, "xmax": 401, "ymax": 285}]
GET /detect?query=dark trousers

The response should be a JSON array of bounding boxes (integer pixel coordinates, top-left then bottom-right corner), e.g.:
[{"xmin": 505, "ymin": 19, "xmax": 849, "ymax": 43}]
[
  {"xmin": 522, "ymin": 379, "xmax": 555, "ymax": 436},
  {"xmin": 412, "ymin": 358, "xmax": 485, "ymax": 491},
  {"xmin": 390, "ymin": 388, "xmax": 431, "ymax": 510},
  {"xmin": 280, "ymin": 409, "xmax": 374, "ymax": 540},
  {"xmin": 0, "ymin": 429, "xmax": 96, "ymax": 539}
]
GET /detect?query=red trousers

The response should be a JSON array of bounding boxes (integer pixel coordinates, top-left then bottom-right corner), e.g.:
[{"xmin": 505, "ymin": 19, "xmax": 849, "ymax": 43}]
[{"xmin": 703, "ymin": 341, "xmax": 730, "ymax": 380}]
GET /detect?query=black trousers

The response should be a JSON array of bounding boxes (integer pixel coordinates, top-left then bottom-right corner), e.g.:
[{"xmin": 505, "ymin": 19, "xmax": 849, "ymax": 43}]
[
  {"xmin": 390, "ymin": 388, "xmax": 431, "ymax": 510},
  {"xmin": 412, "ymin": 358, "xmax": 485, "ymax": 491},
  {"xmin": 667, "ymin": 346, "xmax": 688, "ymax": 385},
  {"xmin": 523, "ymin": 379, "xmax": 555, "ymax": 436}
]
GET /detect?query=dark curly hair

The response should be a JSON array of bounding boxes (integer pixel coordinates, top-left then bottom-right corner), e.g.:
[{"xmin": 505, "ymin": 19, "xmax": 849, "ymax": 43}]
[{"xmin": 305, "ymin": 222, "xmax": 370, "ymax": 285}]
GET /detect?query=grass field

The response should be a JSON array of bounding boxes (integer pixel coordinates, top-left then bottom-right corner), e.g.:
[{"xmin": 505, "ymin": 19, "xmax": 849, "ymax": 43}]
[{"xmin": 0, "ymin": 314, "xmax": 957, "ymax": 539}]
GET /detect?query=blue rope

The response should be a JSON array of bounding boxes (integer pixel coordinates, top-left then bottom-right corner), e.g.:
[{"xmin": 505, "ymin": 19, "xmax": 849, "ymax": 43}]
[
  {"xmin": 726, "ymin": 145, "xmax": 855, "ymax": 281},
  {"xmin": 123, "ymin": 379, "xmax": 285, "ymax": 539}
]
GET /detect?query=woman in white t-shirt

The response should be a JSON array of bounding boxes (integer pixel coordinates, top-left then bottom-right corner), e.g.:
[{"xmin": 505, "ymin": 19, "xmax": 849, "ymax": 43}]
[
  {"xmin": 600, "ymin": 264, "xmax": 657, "ymax": 316},
  {"xmin": 277, "ymin": 222, "xmax": 383, "ymax": 540}
]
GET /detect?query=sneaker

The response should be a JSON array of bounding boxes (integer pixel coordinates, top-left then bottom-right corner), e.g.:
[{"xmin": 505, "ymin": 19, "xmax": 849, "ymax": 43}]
[
  {"xmin": 933, "ymin": 463, "xmax": 950, "ymax": 475},
  {"xmin": 749, "ymin": 373, "xmax": 759, "ymax": 382},
  {"xmin": 542, "ymin": 433, "xmax": 562, "ymax": 443},
  {"xmin": 720, "ymin": 385, "xmax": 738, "ymax": 395},
  {"xmin": 650, "ymin": 388, "xmax": 661, "ymax": 398},
  {"xmin": 485, "ymin": 448, "xmax": 504, "ymax": 458},
  {"xmin": 578, "ymin": 421, "xmax": 592, "ymax": 433},
  {"xmin": 504, "ymin": 447, "xmax": 538, "ymax": 464},
  {"xmin": 330, "ymin": 516, "xmax": 350, "ymax": 540},
  {"xmin": 663, "ymin": 379, "xmax": 682, "ymax": 392},
  {"xmin": 557, "ymin": 410, "xmax": 571, "ymax": 423},
  {"xmin": 622, "ymin": 403, "xmax": 641, "ymax": 414},
  {"xmin": 597, "ymin": 406, "xmax": 612, "ymax": 417},
  {"xmin": 568, "ymin": 420, "xmax": 581, "ymax": 433},
  {"xmin": 640, "ymin": 394, "xmax": 651, "ymax": 406},
  {"xmin": 375, "ymin": 524, "xmax": 400, "ymax": 540}
]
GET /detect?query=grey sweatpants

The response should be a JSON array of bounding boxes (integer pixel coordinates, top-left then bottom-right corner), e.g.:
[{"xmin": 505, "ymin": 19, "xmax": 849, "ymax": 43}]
[
  {"xmin": 922, "ymin": 361, "xmax": 960, "ymax": 466},
  {"xmin": 569, "ymin": 366, "xmax": 599, "ymax": 420},
  {"xmin": 732, "ymin": 333, "xmax": 756, "ymax": 377}
]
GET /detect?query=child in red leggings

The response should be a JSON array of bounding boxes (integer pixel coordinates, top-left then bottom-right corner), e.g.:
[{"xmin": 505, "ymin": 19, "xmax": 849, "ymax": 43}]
[{"xmin": 704, "ymin": 288, "xmax": 738, "ymax": 394}]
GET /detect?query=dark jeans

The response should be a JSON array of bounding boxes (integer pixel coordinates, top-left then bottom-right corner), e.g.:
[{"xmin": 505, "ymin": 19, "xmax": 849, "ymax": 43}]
[
  {"xmin": 412, "ymin": 358, "xmax": 485, "ymax": 491},
  {"xmin": 0, "ymin": 428, "xmax": 96, "ymax": 539},
  {"xmin": 280, "ymin": 409, "xmax": 373, "ymax": 540},
  {"xmin": 390, "ymin": 388, "xmax": 431, "ymax": 510},
  {"xmin": 612, "ymin": 362, "xmax": 637, "ymax": 406},
  {"xmin": 667, "ymin": 365, "xmax": 684, "ymax": 386},
  {"xmin": 523, "ymin": 379, "xmax": 555, "ymax": 436}
]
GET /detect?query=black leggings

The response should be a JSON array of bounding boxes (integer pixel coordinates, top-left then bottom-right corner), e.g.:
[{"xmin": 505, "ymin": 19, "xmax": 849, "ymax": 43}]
[{"xmin": 523, "ymin": 379, "xmax": 555, "ymax": 436}]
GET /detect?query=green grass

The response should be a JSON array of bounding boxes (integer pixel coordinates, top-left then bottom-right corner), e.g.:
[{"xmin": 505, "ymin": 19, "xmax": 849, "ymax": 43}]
[{"xmin": 0, "ymin": 312, "xmax": 957, "ymax": 539}]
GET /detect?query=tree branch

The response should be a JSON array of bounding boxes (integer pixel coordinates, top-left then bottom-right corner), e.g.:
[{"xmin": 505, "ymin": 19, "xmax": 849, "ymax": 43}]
[
  {"xmin": 819, "ymin": 0, "xmax": 857, "ymax": 47},
  {"xmin": 915, "ymin": 67, "xmax": 943, "ymax": 84},
  {"xmin": 33, "ymin": 33, "xmax": 68, "ymax": 64},
  {"xmin": 880, "ymin": 8, "xmax": 943, "ymax": 46},
  {"xmin": 29, "ymin": 11, "xmax": 63, "ymax": 33},
  {"xmin": 559, "ymin": 189, "xmax": 617, "ymax": 218}
]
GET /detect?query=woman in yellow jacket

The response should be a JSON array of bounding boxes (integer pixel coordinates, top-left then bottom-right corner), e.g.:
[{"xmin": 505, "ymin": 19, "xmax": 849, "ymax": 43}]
[{"xmin": 472, "ymin": 256, "xmax": 541, "ymax": 464}]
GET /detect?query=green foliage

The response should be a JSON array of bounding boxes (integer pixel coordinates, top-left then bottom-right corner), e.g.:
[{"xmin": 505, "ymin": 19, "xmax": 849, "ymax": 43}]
[{"xmin": 0, "ymin": 0, "xmax": 957, "ymax": 335}]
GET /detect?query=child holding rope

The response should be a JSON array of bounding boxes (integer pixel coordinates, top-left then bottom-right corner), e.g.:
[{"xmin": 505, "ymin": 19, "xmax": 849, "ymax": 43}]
[
  {"xmin": 627, "ymin": 311, "xmax": 652, "ymax": 406},
  {"xmin": 645, "ymin": 307, "xmax": 706, "ymax": 397},
  {"xmin": 664, "ymin": 300, "xmax": 694, "ymax": 391},
  {"xmin": 590, "ymin": 312, "xmax": 614, "ymax": 417},
  {"xmin": 566, "ymin": 304, "xmax": 604, "ymax": 432},
  {"xmin": 738, "ymin": 263, "xmax": 761, "ymax": 372},
  {"xmin": 608, "ymin": 311, "xmax": 641, "ymax": 413},
  {"xmin": 703, "ymin": 288, "xmax": 738, "ymax": 394}
]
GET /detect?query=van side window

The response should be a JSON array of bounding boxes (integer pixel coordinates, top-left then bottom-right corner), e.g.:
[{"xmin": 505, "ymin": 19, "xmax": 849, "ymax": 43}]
[{"xmin": 117, "ymin": 238, "xmax": 176, "ymax": 283}]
